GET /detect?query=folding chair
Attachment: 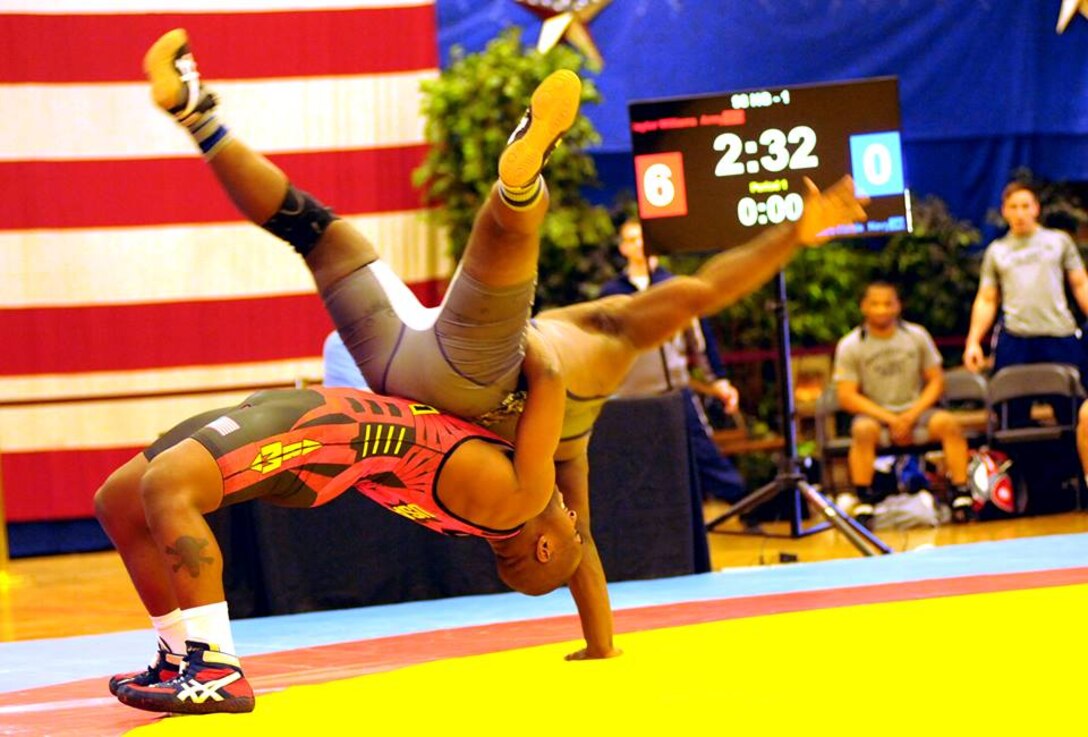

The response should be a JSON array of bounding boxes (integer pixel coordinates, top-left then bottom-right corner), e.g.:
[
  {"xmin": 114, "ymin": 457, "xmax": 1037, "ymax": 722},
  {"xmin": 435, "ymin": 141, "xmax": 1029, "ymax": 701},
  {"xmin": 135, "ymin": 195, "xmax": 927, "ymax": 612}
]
[
  {"xmin": 987, "ymin": 363, "xmax": 1083, "ymax": 444},
  {"xmin": 815, "ymin": 368, "xmax": 990, "ymax": 493},
  {"xmin": 942, "ymin": 367, "xmax": 990, "ymax": 449},
  {"xmin": 813, "ymin": 384, "xmax": 853, "ymax": 493},
  {"xmin": 986, "ymin": 362, "xmax": 1084, "ymax": 513}
]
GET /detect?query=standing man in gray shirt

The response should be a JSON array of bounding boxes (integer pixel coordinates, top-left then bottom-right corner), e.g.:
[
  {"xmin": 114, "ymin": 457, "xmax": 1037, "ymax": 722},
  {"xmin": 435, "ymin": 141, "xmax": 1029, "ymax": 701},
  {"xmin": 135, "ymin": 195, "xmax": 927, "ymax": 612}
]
[
  {"xmin": 963, "ymin": 181, "xmax": 1088, "ymax": 485},
  {"xmin": 965, "ymin": 182, "xmax": 1088, "ymax": 374},
  {"xmin": 833, "ymin": 281, "xmax": 972, "ymax": 527}
]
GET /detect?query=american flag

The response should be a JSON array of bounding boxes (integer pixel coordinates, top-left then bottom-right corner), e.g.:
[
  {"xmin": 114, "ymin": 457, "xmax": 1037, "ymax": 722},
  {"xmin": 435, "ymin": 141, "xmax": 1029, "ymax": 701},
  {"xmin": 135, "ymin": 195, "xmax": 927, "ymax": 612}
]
[{"xmin": 0, "ymin": 0, "xmax": 448, "ymax": 524}]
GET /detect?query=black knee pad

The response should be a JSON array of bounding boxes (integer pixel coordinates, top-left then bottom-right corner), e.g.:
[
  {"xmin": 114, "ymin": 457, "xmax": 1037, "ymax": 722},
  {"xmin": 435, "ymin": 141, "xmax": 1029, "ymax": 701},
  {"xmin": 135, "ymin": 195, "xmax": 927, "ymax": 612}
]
[{"xmin": 261, "ymin": 184, "xmax": 339, "ymax": 256}]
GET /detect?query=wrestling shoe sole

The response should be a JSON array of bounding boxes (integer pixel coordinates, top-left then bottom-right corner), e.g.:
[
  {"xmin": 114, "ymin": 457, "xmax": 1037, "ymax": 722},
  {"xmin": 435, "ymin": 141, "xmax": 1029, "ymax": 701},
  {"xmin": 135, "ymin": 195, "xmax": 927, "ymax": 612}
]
[
  {"xmin": 143, "ymin": 28, "xmax": 200, "ymax": 115},
  {"xmin": 499, "ymin": 69, "xmax": 582, "ymax": 189}
]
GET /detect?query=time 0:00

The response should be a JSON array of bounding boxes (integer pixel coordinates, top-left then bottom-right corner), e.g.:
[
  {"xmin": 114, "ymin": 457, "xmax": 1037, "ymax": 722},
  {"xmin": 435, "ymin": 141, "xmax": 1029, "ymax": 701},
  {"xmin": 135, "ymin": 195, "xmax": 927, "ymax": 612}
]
[{"xmin": 737, "ymin": 193, "xmax": 804, "ymax": 227}]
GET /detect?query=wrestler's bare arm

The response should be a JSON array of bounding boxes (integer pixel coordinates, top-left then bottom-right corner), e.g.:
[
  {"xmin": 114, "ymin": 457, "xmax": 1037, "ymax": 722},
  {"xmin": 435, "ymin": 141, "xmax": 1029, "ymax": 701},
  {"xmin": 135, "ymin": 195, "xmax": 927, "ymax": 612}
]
[
  {"xmin": 575, "ymin": 176, "xmax": 867, "ymax": 357},
  {"xmin": 511, "ymin": 327, "xmax": 566, "ymax": 516},
  {"xmin": 555, "ymin": 450, "xmax": 621, "ymax": 660},
  {"xmin": 684, "ymin": 176, "xmax": 867, "ymax": 316}
]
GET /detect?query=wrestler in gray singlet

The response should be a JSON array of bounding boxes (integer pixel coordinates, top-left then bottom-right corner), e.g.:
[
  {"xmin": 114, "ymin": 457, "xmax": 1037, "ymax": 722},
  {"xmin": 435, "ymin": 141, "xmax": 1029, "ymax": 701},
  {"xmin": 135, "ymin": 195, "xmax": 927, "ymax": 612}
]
[{"xmin": 321, "ymin": 259, "xmax": 536, "ymax": 425}]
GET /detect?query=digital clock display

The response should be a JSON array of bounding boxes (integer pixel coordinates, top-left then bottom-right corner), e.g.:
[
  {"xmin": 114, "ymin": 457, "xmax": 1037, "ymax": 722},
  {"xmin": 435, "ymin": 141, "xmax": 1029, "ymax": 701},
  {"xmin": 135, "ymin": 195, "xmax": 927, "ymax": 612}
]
[{"xmin": 628, "ymin": 77, "xmax": 911, "ymax": 253}]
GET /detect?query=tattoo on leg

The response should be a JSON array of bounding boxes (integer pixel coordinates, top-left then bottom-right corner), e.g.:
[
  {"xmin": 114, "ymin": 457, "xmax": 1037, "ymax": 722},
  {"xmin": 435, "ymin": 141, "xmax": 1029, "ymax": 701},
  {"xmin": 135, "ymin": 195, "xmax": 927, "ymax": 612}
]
[{"xmin": 165, "ymin": 536, "xmax": 215, "ymax": 577}]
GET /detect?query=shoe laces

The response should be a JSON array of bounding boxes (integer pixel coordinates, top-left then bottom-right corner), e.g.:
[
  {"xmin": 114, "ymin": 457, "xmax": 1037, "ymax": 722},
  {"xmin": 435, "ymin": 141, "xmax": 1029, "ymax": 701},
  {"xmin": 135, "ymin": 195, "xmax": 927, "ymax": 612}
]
[{"xmin": 506, "ymin": 110, "xmax": 532, "ymax": 146}]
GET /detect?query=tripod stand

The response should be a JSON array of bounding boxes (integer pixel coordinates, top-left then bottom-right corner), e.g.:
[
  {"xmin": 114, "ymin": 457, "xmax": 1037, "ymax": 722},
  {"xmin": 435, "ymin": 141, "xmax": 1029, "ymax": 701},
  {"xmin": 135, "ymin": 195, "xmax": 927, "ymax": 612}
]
[{"xmin": 705, "ymin": 272, "xmax": 891, "ymax": 556}]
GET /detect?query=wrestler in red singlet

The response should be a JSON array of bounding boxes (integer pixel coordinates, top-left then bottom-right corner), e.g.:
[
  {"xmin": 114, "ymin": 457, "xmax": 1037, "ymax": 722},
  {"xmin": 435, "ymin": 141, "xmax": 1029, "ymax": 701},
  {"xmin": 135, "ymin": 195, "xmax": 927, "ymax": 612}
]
[{"xmin": 146, "ymin": 387, "xmax": 519, "ymax": 539}]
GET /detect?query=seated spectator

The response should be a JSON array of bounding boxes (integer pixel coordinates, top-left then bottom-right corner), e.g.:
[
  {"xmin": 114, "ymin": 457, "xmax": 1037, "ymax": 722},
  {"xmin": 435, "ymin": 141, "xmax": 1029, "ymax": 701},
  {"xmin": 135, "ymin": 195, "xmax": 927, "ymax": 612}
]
[{"xmin": 832, "ymin": 281, "xmax": 973, "ymax": 527}]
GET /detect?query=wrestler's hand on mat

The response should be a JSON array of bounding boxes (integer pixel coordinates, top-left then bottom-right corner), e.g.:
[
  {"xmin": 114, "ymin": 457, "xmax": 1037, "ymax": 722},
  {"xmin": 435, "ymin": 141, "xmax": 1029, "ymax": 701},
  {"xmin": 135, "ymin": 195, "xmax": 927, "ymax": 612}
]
[
  {"xmin": 797, "ymin": 175, "xmax": 869, "ymax": 246},
  {"xmin": 565, "ymin": 645, "xmax": 623, "ymax": 661}
]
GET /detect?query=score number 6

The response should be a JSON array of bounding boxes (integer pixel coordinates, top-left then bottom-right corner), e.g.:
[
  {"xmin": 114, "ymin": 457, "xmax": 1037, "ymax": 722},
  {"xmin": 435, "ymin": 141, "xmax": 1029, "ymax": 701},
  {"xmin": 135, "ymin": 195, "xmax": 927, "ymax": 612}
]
[
  {"xmin": 642, "ymin": 163, "xmax": 676, "ymax": 207},
  {"xmin": 634, "ymin": 152, "xmax": 689, "ymax": 219}
]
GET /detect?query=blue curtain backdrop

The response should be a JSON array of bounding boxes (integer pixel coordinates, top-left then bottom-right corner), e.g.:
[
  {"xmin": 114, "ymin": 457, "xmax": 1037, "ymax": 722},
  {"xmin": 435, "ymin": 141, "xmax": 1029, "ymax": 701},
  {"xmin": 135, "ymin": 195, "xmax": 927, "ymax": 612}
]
[{"xmin": 437, "ymin": 0, "xmax": 1088, "ymax": 236}]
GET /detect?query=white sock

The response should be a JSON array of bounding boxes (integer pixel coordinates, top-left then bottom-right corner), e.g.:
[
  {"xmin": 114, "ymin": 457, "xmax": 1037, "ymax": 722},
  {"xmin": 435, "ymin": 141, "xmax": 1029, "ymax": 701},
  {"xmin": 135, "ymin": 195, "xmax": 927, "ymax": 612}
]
[
  {"xmin": 181, "ymin": 601, "xmax": 236, "ymax": 655},
  {"xmin": 149, "ymin": 608, "xmax": 187, "ymax": 655}
]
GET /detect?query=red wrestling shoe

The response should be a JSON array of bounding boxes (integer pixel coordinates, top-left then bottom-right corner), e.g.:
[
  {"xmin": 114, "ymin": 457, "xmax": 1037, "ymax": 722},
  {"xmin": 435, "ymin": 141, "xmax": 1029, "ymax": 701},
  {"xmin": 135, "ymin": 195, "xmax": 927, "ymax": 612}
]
[
  {"xmin": 108, "ymin": 647, "xmax": 183, "ymax": 696},
  {"xmin": 116, "ymin": 640, "xmax": 255, "ymax": 714}
]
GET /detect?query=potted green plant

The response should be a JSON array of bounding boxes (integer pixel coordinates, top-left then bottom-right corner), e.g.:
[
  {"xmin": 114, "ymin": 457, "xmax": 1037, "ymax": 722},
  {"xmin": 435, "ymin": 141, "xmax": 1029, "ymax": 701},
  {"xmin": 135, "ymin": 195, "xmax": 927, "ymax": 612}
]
[{"xmin": 413, "ymin": 27, "xmax": 615, "ymax": 308}]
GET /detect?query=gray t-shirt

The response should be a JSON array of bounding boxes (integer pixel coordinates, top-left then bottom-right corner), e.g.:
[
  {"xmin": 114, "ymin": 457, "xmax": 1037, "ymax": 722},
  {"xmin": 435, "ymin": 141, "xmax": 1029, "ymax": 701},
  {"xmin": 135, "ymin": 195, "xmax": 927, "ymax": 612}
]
[
  {"xmin": 979, "ymin": 226, "xmax": 1083, "ymax": 337},
  {"xmin": 832, "ymin": 321, "xmax": 942, "ymax": 412}
]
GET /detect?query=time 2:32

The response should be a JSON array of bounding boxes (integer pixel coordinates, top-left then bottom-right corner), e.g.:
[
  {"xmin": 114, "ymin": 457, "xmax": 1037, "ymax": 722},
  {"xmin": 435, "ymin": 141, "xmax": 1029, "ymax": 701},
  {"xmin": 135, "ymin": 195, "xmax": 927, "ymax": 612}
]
[{"xmin": 714, "ymin": 126, "xmax": 819, "ymax": 176}]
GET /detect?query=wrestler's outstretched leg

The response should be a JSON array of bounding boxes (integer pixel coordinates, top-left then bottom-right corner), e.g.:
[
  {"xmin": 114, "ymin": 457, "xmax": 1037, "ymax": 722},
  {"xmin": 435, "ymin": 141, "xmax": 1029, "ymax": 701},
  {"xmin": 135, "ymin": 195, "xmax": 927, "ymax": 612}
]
[
  {"xmin": 145, "ymin": 29, "xmax": 581, "ymax": 415},
  {"xmin": 145, "ymin": 28, "xmax": 579, "ymax": 291},
  {"xmin": 144, "ymin": 28, "xmax": 377, "ymax": 292},
  {"xmin": 460, "ymin": 68, "xmax": 582, "ymax": 288}
]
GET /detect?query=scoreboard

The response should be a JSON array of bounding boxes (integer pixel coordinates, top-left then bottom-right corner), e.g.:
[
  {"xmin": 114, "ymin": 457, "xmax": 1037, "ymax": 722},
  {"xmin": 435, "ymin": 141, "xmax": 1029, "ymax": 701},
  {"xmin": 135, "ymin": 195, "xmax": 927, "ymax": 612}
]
[{"xmin": 628, "ymin": 77, "xmax": 911, "ymax": 253}]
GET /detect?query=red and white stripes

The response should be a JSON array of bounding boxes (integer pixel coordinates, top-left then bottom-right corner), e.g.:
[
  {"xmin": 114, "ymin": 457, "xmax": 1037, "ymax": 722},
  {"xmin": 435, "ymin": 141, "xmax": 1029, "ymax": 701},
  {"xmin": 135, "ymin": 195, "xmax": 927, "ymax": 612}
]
[{"xmin": 0, "ymin": 1, "xmax": 448, "ymax": 521}]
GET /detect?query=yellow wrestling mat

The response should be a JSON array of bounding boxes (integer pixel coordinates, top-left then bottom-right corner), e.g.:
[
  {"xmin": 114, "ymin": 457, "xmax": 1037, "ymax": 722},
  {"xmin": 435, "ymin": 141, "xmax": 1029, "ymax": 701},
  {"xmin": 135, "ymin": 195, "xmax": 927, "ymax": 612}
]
[{"xmin": 131, "ymin": 584, "xmax": 1087, "ymax": 736}]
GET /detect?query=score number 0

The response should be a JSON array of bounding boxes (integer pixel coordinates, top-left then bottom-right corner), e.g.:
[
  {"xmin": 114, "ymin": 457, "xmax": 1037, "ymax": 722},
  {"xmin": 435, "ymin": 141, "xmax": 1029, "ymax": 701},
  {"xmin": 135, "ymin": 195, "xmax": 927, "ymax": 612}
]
[{"xmin": 849, "ymin": 131, "xmax": 905, "ymax": 197}]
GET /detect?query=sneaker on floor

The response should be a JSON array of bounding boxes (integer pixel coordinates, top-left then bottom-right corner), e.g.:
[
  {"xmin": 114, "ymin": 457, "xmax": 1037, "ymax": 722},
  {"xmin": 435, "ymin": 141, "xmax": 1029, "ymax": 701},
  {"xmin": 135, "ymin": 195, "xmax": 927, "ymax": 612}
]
[
  {"xmin": 950, "ymin": 493, "xmax": 977, "ymax": 523},
  {"xmin": 108, "ymin": 648, "xmax": 183, "ymax": 696},
  {"xmin": 499, "ymin": 69, "xmax": 582, "ymax": 189},
  {"xmin": 116, "ymin": 640, "xmax": 255, "ymax": 714},
  {"xmin": 143, "ymin": 28, "xmax": 217, "ymax": 123},
  {"xmin": 851, "ymin": 502, "xmax": 875, "ymax": 530}
]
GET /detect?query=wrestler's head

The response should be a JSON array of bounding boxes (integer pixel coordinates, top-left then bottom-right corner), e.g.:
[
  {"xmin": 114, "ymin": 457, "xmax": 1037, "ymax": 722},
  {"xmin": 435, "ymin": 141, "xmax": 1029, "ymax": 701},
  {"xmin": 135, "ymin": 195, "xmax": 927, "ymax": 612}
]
[{"xmin": 492, "ymin": 491, "xmax": 583, "ymax": 596}]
